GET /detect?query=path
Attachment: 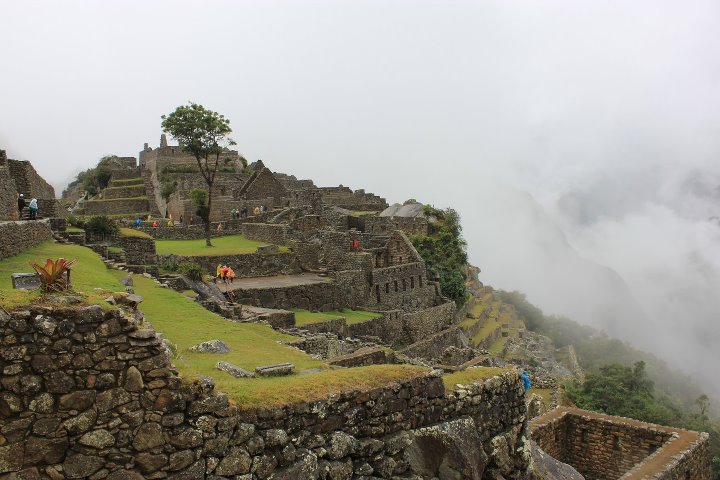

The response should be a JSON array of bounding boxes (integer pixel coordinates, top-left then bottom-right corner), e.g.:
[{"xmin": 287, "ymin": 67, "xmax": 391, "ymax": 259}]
[{"xmin": 216, "ymin": 273, "xmax": 332, "ymax": 291}]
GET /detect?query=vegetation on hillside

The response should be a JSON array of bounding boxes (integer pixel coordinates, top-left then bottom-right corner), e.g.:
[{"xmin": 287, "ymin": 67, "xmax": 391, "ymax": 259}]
[
  {"xmin": 410, "ymin": 206, "xmax": 468, "ymax": 304},
  {"xmin": 498, "ymin": 289, "xmax": 720, "ymax": 477},
  {"xmin": 64, "ymin": 155, "xmax": 117, "ymax": 197},
  {"xmin": 155, "ymin": 234, "xmax": 289, "ymax": 256}
]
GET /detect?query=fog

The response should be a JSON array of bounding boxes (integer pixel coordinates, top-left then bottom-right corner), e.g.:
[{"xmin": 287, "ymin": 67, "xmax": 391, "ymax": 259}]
[{"xmin": 1, "ymin": 1, "xmax": 719, "ymax": 396}]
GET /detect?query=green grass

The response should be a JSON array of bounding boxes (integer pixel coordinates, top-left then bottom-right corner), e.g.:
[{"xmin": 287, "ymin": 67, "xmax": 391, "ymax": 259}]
[
  {"xmin": 109, "ymin": 178, "xmax": 144, "ymax": 184},
  {"xmin": 530, "ymin": 387, "xmax": 554, "ymax": 407},
  {"xmin": 488, "ymin": 335, "xmax": 509, "ymax": 355},
  {"xmin": 104, "ymin": 184, "xmax": 146, "ymax": 190},
  {"xmin": 119, "ymin": 227, "xmax": 152, "ymax": 239},
  {"xmin": 155, "ymin": 235, "xmax": 289, "ymax": 256},
  {"xmin": 87, "ymin": 196, "xmax": 149, "ymax": 202},
  {"xmin": 443, "ymin": 367, "xmax": 510, "ymax": 391},
  {"xmin": 470, "ymin": 319, "xmax": 500, "ymax": 346},
  {"xmin": 292, "ymin": 309, "xmax": 382, "ymax": 327},
  {"xmin": 130, "ymin": 275, "xmax": 425, "ymax": 407},
  {"xmin": 67, "ymin": 226, "xmax": 84, "ymax": 233},
  {"xmin": 107, "ymin": 246, "xmax": 123, "ymax": 254},
  {"xmin": 0, "ymin": 241, "xmax": 125, "ymax": 309}
]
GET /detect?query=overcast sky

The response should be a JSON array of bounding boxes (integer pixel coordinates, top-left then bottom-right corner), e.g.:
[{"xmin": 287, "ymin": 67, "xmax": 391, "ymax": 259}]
[{"xmin": 2, "ymin": 0, "xmax": 719, "ymax": 394}]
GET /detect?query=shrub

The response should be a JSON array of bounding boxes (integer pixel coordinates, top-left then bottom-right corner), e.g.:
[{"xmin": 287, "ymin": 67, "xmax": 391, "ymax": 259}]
[
  {"xmin": 179, "ymin": 262, "xmax": 205, "ymax": 282},
  {"xmin": 30, "ymin": 258, "xmax": 77, "ymax": 292},
  {"xmin": 67, "ymin": 213, "xmax": 85, "ymax": 229},
  {"xmin": 85, "ymin": 215, "xmax": 119, "ymax": 237}
]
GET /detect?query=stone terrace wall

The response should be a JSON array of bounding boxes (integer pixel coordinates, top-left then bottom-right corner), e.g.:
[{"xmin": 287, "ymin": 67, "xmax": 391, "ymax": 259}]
[
  {"xmin": 232, "ymin": 281, "xmax": 344, "ymax": 311},
  {"xmin": 530, "ymin": 407, "xmax": 712, "ymax": 480},
  {"xmin": 159, "ymin": 252, "xmax": 301, "ymax": 279},
  {"xmin": 6, "ymin": 159, "xmax": 55, "ymax": 200},
  {"xmin": 118, "ymin": 236, "xmax": 157, "ymax": 268},
  {"xmin": 0, "ymin": 220, "xmax": 53, "ymax": 260},
  {"xmin": 0, "ymin": 164, "xmax": 18, "ymax": 220},
  {"xmin": 0, "ymin": 305, "xmax": 531, "ymax": 479},
  {"xmin": 364, "ymin": 216, "xmax": 429, "ymax": 236},
  {"xmin": 82, "ymin": 198, "xmax": 151, "ymax": 216}
]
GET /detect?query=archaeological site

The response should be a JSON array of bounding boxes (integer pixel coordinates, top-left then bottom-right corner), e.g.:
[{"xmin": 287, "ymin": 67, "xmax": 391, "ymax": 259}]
[{"xmin": 0, "ymin": 139, "xmax": 712, "ymax": 480}]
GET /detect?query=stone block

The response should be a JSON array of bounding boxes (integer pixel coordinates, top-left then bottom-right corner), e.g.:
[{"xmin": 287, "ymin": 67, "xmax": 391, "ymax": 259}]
[
  {"xmin": 11, "ymin": 273, "xmax": 41, "ymax": 290},
  {"xmin": 216, "ymin": 361, "xmax": 255, "ymax": 378},
  {"xmin": 255, "ymin": 362, "xmax": 295, "ymax": 377}
]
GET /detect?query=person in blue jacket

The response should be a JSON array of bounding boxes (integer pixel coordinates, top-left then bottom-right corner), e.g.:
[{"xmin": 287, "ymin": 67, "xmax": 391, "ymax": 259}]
[{"xmin": 521, "ymin": 371, "xmax": 532, "ymax": 392}]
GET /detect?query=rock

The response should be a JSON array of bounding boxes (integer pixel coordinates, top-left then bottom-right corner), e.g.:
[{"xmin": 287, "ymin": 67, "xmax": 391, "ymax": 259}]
[
  {"xmin": 0, "ymin": 443, "xmax": 24, "ymax": 473},
  {"xmin": 216, "ymin": 361, "xmax": 255, "ymax": 378},
  {"xmin": 119, "ymin": 294, "xmax": 143, "ymax": 306},
  {"xmin": 134, "ymin": 452, "xmax": 168, "ymax": 474},
  {"xmin": 107, "ymin": 469, "xmax": 146, "ymax": 480},
  {"xmin": 132, "ymin": 423, "xmax": 164, "ymax": 451},
  {"xmin": 327, "ymin": 432, "xmax": 359, "ymax": 460},
  {"xmin": 255, "ymin": 362, "xmax": 294, "ymax": 377},
  {"xmin": 214, "ymin": 447, "xmax": 252, "ymax": 476},
  {"xmin": 269, "ymin": 451, "xmax": 319, "ymax": 480},
  {"xmin": 262, "ymin": 429, "xmax": 289, "ymax": 448},
  {"xmin": 63, "ymin": 453, "xmax": 106, "ymax": 478},
  {"xmin": 190, "ymin": 340, "xmax": 231, "ymax": 354},
  {"xmin": 79, "ymin": 429, "xmax": 115, "ymax": 449},
  {"xmin": 530, "ymin": 440, "xmax": 585, "ymax": 479},
  {"xmin": 59, "ymin": 390, "xmax": 96, "ymax": 411},
  {"xmin": 124, "ymin": 366, "xmax": 144, "ymax": 392},
  {"xmin": 119, "ymin": 277, "xmax": 133, "ymax": 287},
  {"xmin": 63, "ymin": 409, "xmax": 98, "ymax": 435},
  {"xmin": 405, "ymin": 416, "xmax": 488, "ymax": 480}
]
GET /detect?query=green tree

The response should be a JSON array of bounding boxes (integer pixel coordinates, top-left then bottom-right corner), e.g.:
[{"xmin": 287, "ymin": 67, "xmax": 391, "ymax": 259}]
[
  {"xmin": 161, "ymin": 103, "xmax": 235, "ymax": 246},
  {"xmin": 189, "ymin": 189, "xmax": 210, "ymax": 226}
]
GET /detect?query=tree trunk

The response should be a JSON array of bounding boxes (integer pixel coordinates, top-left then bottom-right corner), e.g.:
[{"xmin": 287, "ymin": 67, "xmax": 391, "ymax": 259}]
[{"xmin": 205, "ymin": 182, "xmax": 213, "ymax": 247}]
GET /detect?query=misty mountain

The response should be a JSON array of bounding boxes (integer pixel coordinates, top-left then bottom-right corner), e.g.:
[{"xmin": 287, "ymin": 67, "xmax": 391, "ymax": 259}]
[{"xmin": 462, "ymin": 181, "xmax": 649, "ymax": 345}]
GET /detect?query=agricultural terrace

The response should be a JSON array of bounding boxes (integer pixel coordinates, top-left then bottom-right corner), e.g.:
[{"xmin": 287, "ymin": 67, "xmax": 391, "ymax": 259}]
[
  {"xmin": 155, "ymin": 234, "xmax": 289, "ymax": 256},
  {"xmin": 292, "ymin": 308, "xmax": 382, "ymax": 327}
]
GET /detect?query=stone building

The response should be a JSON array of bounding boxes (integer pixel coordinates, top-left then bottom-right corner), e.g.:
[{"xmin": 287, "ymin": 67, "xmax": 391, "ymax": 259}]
[{"xmin": 0, "ymin": 148, "xmax": 60, "ymax": 220}]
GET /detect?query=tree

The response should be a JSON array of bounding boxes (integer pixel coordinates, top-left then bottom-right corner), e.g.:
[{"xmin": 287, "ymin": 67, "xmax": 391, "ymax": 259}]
[{"xmin": 161, "ymin": 103, "xmax": 235, "ymax": 246}]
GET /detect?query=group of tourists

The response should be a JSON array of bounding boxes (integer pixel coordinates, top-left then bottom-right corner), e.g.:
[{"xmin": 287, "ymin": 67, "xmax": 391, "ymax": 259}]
[
  {"xmin": 17, "ymin": 194, "xmax": 39, "ymax": 220},
  {"xmin": 215, "ymin": 264, "xmax": 236, "ymax": 284},
  {"xmin": 230, "ymin": 205, "xmax": 267, "ymax": 219}
]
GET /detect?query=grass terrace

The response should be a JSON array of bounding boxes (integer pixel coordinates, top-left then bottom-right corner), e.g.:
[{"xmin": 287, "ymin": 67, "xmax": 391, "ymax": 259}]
[
  {"xmin": 155, "ymin": 234, "xmax": 289, "ymax": 256},
  {"xmin": 130, "ymin": 275, "xmax": 426, "ymax": 407},
  {"xmin": 0, "ymin": 241, "xmax": 125, "ymax": 309},
  {"xmin": 443, "ymin": 366, "xmax": 510, "ymax": 391},
  {"xmin": 293, "ymin": 308, "xmax": 382, "ymax": 327},
  {"xmin": 109, "ymin": 177, "xmax": 144, "ymax": 184},
  {"xmin": 119, "ymin": 227, "xmax": 152, "ymax": 239}
]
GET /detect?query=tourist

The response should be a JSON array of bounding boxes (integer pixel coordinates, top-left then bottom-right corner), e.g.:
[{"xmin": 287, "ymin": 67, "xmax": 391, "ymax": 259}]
[
  {"xmin": 17, "ymin": 194, "xmax": 25, "ymax": 219},
  {"xmin": 215, "ymin": 264, "xmax": 222, "ymax": 283},
  {"xmin": 221, "ymin": 265, "xmax": 229, "ymax": 284},
  {"xmin": 167, "ymin": 219, "xmax": 173, "ymax": 227},
  {"xmin": 28, "ymin": 198, "xmax": 38, "ymax": 220},
  {"xmin": 217, "ymin": 222, "xmax": 223, "ymax": 232},
  {"xmin": 521, "ymin": 371, "xmax": 532, "ymax": 392},
  {"xmin": 352, "ymin": 239, "xmax": 360, "ymax": 252},
  {"xmin": 135, "ymin": 217, "xmax": 142, "ymax": 229},
  {"xmin": 253, "ymin": 206, "xmax": 260, "ymax": 216},
  {"xmin": 188, "ymin": 215, "xmax": 193, "ymax": 224},
  {"xmin": 227, "ymin": 267, "xmax": 235, "ymax": 284},
  {"xmin": 179, "ymin": 214, "xmax": 184, "ymax": 225},
  {"xmin": 152, "ymin": 220, "xmax": 158, "ymax": 229},
  {"xmin": 241, "ymin": 206, "xmax": 247, "ymax": 218}
]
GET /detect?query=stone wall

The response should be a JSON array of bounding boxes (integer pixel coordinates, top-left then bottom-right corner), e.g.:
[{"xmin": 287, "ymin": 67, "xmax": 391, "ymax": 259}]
[
  {"xmin": 82, "ymin": 198, "xmax": 151, "ymax": 216},
  {"xmin": 158, "ymin": 252, "xmax": 301, "ymax": 279},
  {"xmin": 6, "ymin": 159, "xmax": 56, "ymax": 200},
  {"xmin": 530, "ymin": 407, "xmax": 712, "ymax": 480},
  {"xmin": 0, "ymin": 220, "xmax": 54, "ymax": 260},
  {"xmin": 0, "ymin": 164, "xmax": 18, "ymax": 221},
  {"xmin": 0, "ymin": 304, "xmax": 531, "ymax": 479},
  {"xmin": 231, "ymin": 280, "xmax": 345, "ymax": 311},
  {"xmin": 364, "ymin": 216, "xmax": 429, "ymax": 236},
  {"xmin": 102, "ymin": 184, "xmax": 147, "ymax": 200},
  {"xmin": 118, "ymin": 236, "xmax": 157, "ymax": 269}
]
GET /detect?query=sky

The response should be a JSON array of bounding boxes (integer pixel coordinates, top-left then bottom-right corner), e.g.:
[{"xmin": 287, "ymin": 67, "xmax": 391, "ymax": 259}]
[{"xmin": 2, "ymin": 0, "xmax": 719, "ymax": 395}]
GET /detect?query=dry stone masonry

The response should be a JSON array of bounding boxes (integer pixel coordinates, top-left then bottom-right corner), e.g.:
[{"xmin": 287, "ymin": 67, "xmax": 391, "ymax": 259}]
[{"xmin": 0, "ymin": 304, "xmax": 532, "ymax": 479}]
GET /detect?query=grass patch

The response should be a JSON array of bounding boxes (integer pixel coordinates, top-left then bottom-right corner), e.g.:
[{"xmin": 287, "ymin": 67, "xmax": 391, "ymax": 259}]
[
  {"xmin": 470, "ymin": 319, "xmax": 500, "ymax": 346},
  {"xmin": 109, "ymin": 178, "xmax": 144, "ymax": 185},
  {"xmin": 67, "ymin": 226, "xmax": 84, "ymax": 233},
  {"xmin": 155, "ymin": 235, "xmax": 289, "ymax": 256},
  {"xmin": 292, "ymin": 309, "xmax": 381, "ymax": 327},
  {"xmin": 443, "ymin": 367, "xmax": 509, "ymax": 391},
  {"xmin": 0, "ymin": 241, "xmax": 125, "ymax": 309},
  {"xmin": 349, "ymin": 211, "xmax": 378, "ymax": 217},
  {"xmin": 107, "ymin": 246, "xmax": 123, "ymax": 254},
  {"xmin": 530, "ymin": 387, "xmax": 554, "ymax": 407},
  {"xmin": 130, "ymin": 275, "xmax": 425, "ymax": 407},
  {"xmin": 488, "ymin": 335, "xmax": 509, "ymax": 355},
  {"xmin": 119, "ymin": 227, "xmax": 152, "ymax": 239}
]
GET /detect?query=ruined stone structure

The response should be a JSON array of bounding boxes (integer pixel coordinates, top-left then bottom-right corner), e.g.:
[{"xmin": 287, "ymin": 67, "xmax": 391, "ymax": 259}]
[
  {"xmin": 530, "ymin": 407, "xmax": 712, "ymax": 479},
  {"xmin": 0, "ymin": 150, "xmax": 60, "ymax": 220},
  {"xmin": 0, "ymin": 220, "xmax": 54, "ymax": 260},
  {"xmin": 0, "ymin": 305, "xmax": 531, "ymax": 479}
]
